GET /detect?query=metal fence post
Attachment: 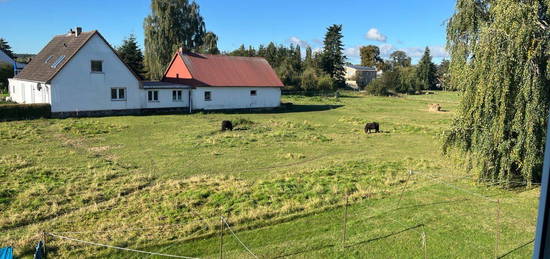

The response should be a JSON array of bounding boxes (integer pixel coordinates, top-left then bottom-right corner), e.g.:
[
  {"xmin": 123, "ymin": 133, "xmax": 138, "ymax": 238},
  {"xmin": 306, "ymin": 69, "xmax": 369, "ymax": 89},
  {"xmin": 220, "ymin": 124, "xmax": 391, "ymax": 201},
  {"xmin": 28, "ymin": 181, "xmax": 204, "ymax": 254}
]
[{"xmin": 533, "ymin": 112, "xmax": 550, "ymax": 259}]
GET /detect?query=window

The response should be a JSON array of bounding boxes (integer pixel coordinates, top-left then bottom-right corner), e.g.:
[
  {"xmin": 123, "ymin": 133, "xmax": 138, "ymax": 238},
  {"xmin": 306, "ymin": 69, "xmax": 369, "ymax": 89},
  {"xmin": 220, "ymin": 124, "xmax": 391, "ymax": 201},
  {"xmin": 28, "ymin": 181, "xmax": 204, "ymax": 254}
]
[
  {"xmin": 51, "ymin": 55, "xmax": 66, "ymax": 68},
  {"xmin": 250, "ymin": 90, "xmax": 257, "ymax": 96},
  {"xmin": 111, "ymin": 88, "xmax": 126, "ymax": 101},
  {"xmin": 172, "ymin": 90, "xmax": 182, "ymax": 101},
  {"xmin": 204, "ymin": 91, "xmax": 211, "ymax": 101},
  {"xmin": 148, "ymin": 90, "xmax": 159, "ymax": 102},
  {"xmin": 91, "ymin": 60, "xmax": 103, "ymax": 72},
  {"xmin": 45, "ymin": 55, "xmax": 53, "ymax": 63}
]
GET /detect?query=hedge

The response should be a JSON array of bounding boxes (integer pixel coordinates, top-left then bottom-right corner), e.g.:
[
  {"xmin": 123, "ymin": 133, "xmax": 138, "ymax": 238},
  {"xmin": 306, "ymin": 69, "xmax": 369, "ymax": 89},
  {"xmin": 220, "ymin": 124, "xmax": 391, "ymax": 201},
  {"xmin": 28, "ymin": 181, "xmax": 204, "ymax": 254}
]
[{"xmin": 0, "ymin": 103, "xmax": 51, "ymax": 121}]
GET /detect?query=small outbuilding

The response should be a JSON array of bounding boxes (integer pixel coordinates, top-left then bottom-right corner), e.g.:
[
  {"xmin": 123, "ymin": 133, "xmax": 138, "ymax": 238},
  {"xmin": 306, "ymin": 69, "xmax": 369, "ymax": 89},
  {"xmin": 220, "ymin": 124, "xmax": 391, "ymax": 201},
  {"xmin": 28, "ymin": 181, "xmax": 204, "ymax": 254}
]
[{"xmin": 163, "ymin": 51, "xmax": 283, "ymax": 110}]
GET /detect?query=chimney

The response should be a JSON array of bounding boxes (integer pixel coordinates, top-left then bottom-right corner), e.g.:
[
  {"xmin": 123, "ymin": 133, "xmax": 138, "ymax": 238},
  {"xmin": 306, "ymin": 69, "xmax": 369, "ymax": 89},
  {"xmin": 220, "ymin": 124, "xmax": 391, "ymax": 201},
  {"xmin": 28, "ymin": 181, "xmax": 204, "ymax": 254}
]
[{"xmin": 75, "ymin": 27, "xmax": 82, "ymax": 37}]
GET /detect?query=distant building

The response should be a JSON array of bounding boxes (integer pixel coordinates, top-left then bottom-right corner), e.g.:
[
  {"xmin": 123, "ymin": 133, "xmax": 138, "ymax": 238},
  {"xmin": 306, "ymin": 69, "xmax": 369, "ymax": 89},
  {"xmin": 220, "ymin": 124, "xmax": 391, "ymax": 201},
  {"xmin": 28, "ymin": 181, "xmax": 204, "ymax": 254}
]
[
  {"xmin": 344, "ymin": 64, "xmax": 377, "ymax": 89},
  {"xmin": 0, "ymin": 49, "xmax": 26, "ymax": 75}
]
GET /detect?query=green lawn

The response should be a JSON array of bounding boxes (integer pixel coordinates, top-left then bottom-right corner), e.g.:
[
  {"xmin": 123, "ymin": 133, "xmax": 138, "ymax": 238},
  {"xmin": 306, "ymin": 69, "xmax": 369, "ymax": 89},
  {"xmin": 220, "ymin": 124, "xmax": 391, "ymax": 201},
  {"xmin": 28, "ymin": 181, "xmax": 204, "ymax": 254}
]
[{"xmin": 0, "ymin": 91, "xmax": 539, "ymax": 258}]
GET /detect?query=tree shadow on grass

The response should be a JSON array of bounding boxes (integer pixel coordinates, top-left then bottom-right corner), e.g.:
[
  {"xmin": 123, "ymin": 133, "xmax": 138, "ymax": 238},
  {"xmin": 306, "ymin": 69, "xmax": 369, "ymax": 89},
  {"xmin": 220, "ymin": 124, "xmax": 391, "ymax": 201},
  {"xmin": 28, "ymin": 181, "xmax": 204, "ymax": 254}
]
[
  {"xmin": 270, "ymin": 224, "xmax": 424, "ymax": 258},
  {"xmin": 198, "ymin": 104, "xmax": 344, "ymax": 115}
]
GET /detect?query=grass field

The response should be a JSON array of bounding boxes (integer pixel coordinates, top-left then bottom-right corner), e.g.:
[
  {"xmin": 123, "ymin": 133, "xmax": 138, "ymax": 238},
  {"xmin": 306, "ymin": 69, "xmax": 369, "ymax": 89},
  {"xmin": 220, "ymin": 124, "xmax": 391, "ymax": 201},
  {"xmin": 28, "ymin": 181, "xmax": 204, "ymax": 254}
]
[{"xmin": 0, "ymin": 91, "xmax": 539, "ymax": 258}]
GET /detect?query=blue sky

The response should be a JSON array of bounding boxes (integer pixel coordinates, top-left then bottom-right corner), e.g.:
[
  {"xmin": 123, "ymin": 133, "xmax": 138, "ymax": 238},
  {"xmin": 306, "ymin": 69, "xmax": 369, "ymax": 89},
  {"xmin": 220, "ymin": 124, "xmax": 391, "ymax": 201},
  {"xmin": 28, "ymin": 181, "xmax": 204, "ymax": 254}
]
[{"xmin": 1, "ymin": 0, "xmax": 455, "ymax": 64}]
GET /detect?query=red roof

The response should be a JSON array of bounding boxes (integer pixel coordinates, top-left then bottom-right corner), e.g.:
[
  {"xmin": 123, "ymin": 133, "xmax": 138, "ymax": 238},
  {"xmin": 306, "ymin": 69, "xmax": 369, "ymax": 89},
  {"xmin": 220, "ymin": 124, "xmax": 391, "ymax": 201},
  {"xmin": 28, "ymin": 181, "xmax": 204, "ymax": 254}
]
[{"xmin": 162, "ymin": 52, "xmax": 283, "ymax": 87}]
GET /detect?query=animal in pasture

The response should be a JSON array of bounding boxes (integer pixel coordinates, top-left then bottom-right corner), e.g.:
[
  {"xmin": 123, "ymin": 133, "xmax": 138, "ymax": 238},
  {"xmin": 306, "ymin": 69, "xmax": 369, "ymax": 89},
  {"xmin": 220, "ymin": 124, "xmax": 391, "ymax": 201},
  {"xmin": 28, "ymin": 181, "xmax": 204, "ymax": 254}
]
[
  {"xmin": 364, "ymin": 122, "xmax": 380, "ymax": 134},
  {"xmin": 428, "ymin": 104, "xmax": 442, "ymax": 112},
  {"xmin": 221, "ymin": 120, "xmax": 233, "ymax": 131}
]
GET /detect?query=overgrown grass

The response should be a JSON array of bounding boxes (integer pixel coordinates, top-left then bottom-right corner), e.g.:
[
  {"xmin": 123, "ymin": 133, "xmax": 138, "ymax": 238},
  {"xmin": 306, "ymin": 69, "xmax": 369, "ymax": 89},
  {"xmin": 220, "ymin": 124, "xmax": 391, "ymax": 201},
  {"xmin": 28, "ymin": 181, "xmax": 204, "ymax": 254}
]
[{"xmin": 0, "ymin": 91, "xmax": 539, "ymax": 258}]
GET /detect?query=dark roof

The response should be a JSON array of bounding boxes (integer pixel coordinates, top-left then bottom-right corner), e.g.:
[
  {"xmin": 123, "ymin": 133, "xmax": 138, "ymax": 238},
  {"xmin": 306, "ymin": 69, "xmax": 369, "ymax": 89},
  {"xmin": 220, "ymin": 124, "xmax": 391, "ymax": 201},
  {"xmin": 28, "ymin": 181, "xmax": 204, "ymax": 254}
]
[
  {"xmin": 142, "ymin": 81, "xmax": 192, "ymax": 89},
  {"xmin": 345, "ymin": 64, "xmax": 377, "ymax": 71},
  {"xmin": 164, "ymin": 52, "xmax": 284, "ymax": 87},
  {"xmin": 15, "ymin": 30, "xmax": 140, "ymax": 83}
]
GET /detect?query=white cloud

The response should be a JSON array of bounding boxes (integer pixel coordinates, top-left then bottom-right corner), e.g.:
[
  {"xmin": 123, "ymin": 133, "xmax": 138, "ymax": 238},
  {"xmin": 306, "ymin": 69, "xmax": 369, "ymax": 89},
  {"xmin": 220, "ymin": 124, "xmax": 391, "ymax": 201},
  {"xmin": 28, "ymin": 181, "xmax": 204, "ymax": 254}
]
[
  {"xmin": 379, "ymin": 44, "xmax": 396, "ymax": 57},
  {"xmin": 401, "ymin": 46, "xmax": 449, "ymax": 59},
  {"xmin": 344, "ymin": 46, "xmax": 361, "ymax": 58},
  {"xmin": 365, "ymin": 28, "xmax": 387, "ymax": 42},
  {"xmin": 289, "ymin": 36, "xmax": 309, "ymax": 48}
]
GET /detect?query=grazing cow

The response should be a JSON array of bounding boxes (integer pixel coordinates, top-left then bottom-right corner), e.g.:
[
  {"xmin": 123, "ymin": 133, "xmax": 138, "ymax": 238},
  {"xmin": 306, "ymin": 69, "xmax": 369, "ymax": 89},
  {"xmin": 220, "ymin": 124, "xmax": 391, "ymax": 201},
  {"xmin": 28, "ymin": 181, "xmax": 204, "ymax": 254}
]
[
  {"xmin": 221, "ymin": 120, "xmax": 233, "ymax": 131},
  {"xmin": 364, "ymin": 122, "xmax": 380, "ymax": 134}
]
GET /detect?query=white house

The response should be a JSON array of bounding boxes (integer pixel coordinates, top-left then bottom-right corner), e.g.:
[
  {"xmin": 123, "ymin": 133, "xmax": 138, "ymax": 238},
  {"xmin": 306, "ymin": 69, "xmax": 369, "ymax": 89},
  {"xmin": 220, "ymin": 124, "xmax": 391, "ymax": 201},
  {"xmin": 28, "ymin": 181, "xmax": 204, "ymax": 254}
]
[
  {"xmin": 8, "ymin": 28, "xmax": 282, "ymax": 117},
  {"xmin": 344, "ymin": 64, "xmax": 377, "ymax": 89},
  {"xmin": 163, "ymin": 51, "xmax": 283, "ymax": 110},
  {"xmin": 0, "ymin": 49, "xmax": 25, "ymax": 74}
]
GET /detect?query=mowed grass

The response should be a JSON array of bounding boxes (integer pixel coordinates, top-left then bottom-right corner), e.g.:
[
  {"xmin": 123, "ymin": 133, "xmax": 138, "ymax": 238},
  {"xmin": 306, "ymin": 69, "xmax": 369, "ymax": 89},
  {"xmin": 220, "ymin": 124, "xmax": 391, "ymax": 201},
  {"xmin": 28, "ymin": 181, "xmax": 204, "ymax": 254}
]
[{"xmin": 0, "ymin": 91, "xmax": 539, "ymax": 258}]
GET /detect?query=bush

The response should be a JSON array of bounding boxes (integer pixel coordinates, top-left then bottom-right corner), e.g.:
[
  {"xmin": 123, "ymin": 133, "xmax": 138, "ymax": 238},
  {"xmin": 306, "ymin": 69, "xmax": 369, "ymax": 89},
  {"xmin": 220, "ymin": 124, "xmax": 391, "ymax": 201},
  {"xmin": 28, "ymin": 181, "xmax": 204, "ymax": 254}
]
[
  {"xmin": 0, "ymin": 103, "xmax": 51, "ymax": 121},
  {"xmin": 366, "ymin": 70, "xmax": 400, "ymax": 96},
  {"xmin": 0, "ymin": 63, "xmax": 14, "ymax": 93},
  {"xmin": 317, "ymin": 73, "xmax": 335, "ymax": 91}
]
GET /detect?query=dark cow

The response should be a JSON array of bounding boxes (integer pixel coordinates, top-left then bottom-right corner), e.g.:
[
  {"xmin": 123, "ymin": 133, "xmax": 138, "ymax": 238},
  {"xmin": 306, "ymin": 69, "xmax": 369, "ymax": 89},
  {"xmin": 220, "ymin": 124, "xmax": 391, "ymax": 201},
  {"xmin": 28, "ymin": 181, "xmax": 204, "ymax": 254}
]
[
  {"xmin": 364, "ymin": 122, "xmax": 380, "ymax": 134},
  {"xmin": 221, "ymin": 120, "xmax": 233, "ymax": 131}
]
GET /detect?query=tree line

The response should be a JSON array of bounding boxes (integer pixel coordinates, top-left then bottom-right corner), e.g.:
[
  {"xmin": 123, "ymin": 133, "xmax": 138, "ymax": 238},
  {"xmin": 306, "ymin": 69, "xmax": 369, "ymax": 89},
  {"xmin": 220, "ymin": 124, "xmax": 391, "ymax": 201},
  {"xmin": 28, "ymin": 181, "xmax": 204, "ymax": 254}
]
[{"xmin": 361, "ymin": 45, "xmax": 450, "ymax": 96}]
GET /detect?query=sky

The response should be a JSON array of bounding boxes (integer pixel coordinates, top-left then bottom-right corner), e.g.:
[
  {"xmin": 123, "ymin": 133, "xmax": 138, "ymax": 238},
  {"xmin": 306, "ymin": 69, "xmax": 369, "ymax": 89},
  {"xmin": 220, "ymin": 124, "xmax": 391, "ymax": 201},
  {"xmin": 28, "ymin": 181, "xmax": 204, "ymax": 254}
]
[{"xmin": 0, "ymin": 0, "xmax": 456, "ymax": 64}]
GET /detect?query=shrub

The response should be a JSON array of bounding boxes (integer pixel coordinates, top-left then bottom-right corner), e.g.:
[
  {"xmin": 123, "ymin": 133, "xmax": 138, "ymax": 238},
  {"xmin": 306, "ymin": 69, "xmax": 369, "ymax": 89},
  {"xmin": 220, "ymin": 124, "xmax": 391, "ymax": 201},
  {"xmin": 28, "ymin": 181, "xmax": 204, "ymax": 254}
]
[
  {"xmin": 300, "ymin": 67, "xmax": 317, "ymax": 91},
  {"xmin": 317, "ymin": 73, "xmax": 335, "ymax": 91},
  {"xmin": 0, "ymin": 63, "xmax": 14, "ymax": 93},
  {"xmin": 0, "ymin": 103, "xmax": 51, "ymax": 121}
]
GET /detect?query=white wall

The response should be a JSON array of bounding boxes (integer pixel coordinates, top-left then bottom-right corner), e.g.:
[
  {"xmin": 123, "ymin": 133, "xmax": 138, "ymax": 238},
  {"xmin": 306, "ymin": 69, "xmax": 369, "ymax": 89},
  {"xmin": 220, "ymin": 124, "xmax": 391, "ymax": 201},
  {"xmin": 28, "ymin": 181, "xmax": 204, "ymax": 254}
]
[
  {"xmin": 8, "ymin": 79, "xmax": 51, "ymax": 104},
  {"xmin": 141, "ymin": 89, "xmax": 190, "ymax": 109},
  {"xmin": 192, "ymin": 87, "xmax": 281, "ymax": 110},
  {"xmin": 49, "ymin": 34, "xmax": 141, "ymax": 112}
]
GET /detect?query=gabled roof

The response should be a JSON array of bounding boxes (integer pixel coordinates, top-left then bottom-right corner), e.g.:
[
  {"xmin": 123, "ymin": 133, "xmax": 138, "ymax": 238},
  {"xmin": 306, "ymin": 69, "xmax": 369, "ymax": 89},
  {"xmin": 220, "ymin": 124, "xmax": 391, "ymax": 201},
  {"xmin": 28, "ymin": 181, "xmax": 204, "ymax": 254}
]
[
  {"xmin": 163, "ymin": 52, "xmax": 284, "ymax": 87},
  {"xmin": 15, "ymin": 30, "xmax": 140, "ymax": 83},
  {"xmin": 0, "ymin": 49, "xmax": 25, "ymax": 69},
  {"xmin": 345, "ymin": 64, "xmax": 377, "ymax": 71}
]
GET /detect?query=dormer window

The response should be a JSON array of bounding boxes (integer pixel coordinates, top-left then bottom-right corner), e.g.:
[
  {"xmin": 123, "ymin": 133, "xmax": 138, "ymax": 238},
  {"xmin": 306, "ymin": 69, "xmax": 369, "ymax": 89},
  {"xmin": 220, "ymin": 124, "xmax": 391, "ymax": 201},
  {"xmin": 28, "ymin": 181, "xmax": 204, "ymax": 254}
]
[{"xmin": 91, "ymin": 60, "xmax": 103, "ymax": 72}]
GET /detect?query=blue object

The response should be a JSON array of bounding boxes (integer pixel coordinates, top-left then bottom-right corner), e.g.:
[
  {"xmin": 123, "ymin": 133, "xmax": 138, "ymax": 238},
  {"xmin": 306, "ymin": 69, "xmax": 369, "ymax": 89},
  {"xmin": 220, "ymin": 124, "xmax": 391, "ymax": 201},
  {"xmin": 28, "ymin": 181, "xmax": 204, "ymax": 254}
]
[
  {"xmin": 33, "ymin": 241, "xmax": 43, "ymax": 259},
  {"xmin": 533, "ymin": 112, "xmax": 550, "ymax": 258},
  {"xmin": 0, "ymin": 246, "xmax": 13, "ymax": 259}
]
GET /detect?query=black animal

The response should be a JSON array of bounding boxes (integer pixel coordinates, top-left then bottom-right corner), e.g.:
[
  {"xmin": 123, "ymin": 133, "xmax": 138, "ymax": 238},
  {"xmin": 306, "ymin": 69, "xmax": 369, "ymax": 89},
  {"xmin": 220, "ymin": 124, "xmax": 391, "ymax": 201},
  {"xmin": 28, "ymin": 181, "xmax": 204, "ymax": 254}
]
[
  {"xmin": 364, "ymin": 122, "xmax": 380, "ymax": 134},
  {"xmin": 221, "ymin": 120, "xmax": 233, "ymax": 131}
]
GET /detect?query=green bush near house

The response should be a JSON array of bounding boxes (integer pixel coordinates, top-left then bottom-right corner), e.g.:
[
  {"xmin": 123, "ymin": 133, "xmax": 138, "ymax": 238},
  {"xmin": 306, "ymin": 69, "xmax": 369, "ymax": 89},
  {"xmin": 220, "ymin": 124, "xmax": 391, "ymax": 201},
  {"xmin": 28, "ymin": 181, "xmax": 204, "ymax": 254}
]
[{"xmin": 0, "ymin": 103, "xmax": 51, "ymax": 121}]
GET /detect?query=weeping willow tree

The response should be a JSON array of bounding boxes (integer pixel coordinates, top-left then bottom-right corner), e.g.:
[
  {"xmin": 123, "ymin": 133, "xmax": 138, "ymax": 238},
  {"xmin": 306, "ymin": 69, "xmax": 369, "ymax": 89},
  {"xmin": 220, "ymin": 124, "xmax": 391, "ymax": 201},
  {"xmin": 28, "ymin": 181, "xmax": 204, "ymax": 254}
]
[
  {"xmin": 143, "ymin": 0, "xmax": 206, "ymax": 80},
  {"xmin": 444, "ymin": 0, "xmax": 550, "ymax": 187}
]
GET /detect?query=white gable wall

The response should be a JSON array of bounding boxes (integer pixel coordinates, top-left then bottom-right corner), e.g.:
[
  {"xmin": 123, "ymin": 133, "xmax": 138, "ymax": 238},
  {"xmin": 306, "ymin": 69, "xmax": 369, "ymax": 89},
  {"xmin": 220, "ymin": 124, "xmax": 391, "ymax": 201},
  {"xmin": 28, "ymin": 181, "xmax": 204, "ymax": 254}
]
[
  {"xmin": 50, "ymin": 34, "xmax": 140, "ymax": 113},
  {"xmin": 141, "ymin": 89, "xmax": 190, "ymax": 109},
  {"xmin": 192, "ymin": 87, "xmax": 281, "ymax": 110}
]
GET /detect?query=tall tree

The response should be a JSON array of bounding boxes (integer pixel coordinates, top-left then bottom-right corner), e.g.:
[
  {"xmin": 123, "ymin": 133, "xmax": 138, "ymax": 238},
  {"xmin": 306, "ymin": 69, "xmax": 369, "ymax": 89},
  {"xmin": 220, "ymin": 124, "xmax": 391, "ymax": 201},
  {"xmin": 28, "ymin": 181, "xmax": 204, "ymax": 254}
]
[
  {"xmin": 199, "ymin": 31, "xmax": 220, "ymax": 54},
  {"xmin": 436, "ymin": 59, "xmax": 450, "ymax": 90},
  {"xmin": 144, "ymin": 0, "xmax": 206, "ymax": 79},
  {"xmin": 0, "ymin": 38, "xmax": 15, "ymax": 60},
  {"xmin": 389, "ymin": 50, "xmax": 411, "ymax": 68},
  {"xmin": 116, "ymin": 34, "xmax": 144, "ymax": 76},
  {"xmin": 360, "ymin": 45, "xmax": 383, "ymax": 68},
  {"xmin": 320, "ymin": 24, "xmax": 346, "ymax": 87},
  {"xmin": 415, "ymin": 47, "xmax": 437, "ymax": 90},
  {"xmin": 304, "ymin": 46, "xmax": 314, "ymax": 68},
  {"xmin": 443, "ymin": 0, "xmax": 550, "ymax": 186}
]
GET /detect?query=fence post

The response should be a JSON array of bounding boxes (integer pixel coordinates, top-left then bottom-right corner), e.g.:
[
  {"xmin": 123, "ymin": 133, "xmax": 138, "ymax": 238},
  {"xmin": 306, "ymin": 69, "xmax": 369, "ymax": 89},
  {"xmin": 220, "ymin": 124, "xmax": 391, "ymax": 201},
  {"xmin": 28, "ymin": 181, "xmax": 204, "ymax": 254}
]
[
  {"xmin": 495, "ymin": 199, "xmax": 500, "ymax": 259},
  {"xmin": 219, "ymin": 216, "xmax": 224, "ymax": 259},
  {"xmin": 342, "ymin": 192, "xmax": 349, "ymax": 247},
  {"xmin": 421, "ymin": 229, "xmax": 427, "ymax": 259},
  {"xmin": 397, "ymin": 170, "xmax": 413, "ymax": 209},
  {"xmin": 42, "ymin": 231, "xmax": 47, "ymax": 259}
]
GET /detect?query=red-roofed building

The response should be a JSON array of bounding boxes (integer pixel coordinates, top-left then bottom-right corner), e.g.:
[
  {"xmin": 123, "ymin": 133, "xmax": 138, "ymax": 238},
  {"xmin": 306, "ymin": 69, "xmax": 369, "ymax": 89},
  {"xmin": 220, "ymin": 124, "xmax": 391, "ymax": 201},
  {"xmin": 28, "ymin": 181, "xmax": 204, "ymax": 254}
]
[{"xmin": 163, "ymin": 51, "xmax": 283, "ymax": 110}]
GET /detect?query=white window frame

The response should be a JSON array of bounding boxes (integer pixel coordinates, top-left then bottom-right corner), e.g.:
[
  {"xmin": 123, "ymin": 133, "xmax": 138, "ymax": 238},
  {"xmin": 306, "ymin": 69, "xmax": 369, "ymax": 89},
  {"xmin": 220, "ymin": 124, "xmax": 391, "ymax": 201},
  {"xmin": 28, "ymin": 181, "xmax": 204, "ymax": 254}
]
[
  {"xmin": 148, "ymin": 90, "xmax": 159, "ymax": 102},
  {"xmin": 172, "ymin": 90, "xmax": 183, "ymax": 102},
  {"xmin": 111, "ymin": 87, "xmax": 126, "ymax": 101}
]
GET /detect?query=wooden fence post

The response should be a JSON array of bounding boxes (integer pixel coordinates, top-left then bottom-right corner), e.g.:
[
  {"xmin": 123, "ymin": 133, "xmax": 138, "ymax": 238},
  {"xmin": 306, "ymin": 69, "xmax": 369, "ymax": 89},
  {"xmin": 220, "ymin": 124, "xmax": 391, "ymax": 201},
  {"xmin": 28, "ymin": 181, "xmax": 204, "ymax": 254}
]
[
  {"xmin": 495, "ymin": 199, "xmax": 500, "ymax": 259},
  {"xmin": 219, "ymin": 216, "xmax": 224, "ymax": 259},
  {"xmin": 342, "ymin": 192, "xmax": 349, "ymax": 247}
]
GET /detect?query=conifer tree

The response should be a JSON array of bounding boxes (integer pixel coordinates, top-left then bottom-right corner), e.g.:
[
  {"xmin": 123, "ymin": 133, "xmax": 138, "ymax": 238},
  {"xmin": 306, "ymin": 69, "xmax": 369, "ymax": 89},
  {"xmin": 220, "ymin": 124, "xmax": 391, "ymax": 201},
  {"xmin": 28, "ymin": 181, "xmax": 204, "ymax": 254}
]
[
  {"xmin": 416, "ymin": 47, "xmax": 437, "ymax": 90},
  {"xmin": 0, "ymin": 38, "xmax": 15, "ymax": 59},
  {"xmin": 117, "ymin": 34, "xmax": 144, "ymax": 76},
  {"xmin": 320, "ymin": 24, "xmax": 345, "ymax": 87}
]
